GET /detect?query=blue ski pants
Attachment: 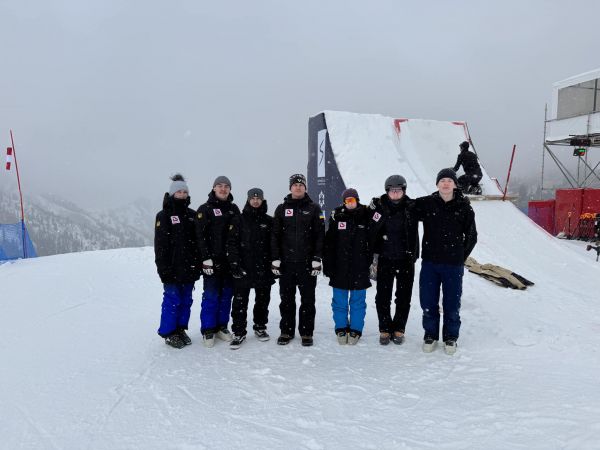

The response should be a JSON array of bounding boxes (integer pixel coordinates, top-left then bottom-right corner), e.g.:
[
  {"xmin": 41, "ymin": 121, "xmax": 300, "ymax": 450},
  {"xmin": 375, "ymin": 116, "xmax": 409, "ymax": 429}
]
[
  {"xmin": 331, "ymin": 288, "xmax": 367, "ymax": 335},
  {"xmin": 200, "ymin": 274, "xmax": 234, "ymax": 334},
  {"xmin": 419, "ymin": 261, "xmax": 463, "ymax": 341},
  {"xmin": 158, "ymin": 283, "xmax": 195, "ymax": 337}
]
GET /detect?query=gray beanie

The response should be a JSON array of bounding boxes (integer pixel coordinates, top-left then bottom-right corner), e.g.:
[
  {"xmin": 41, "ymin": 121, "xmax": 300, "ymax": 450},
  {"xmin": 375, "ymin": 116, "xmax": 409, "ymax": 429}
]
[
  {"xmin": 169, "ymin": 174, "xmax": 189, "ymax": 196},
  {"xmin": 213, "ymin": 175, "xmax": 232, "ymax": 188},
  {"xmin": 247, "ymin": 187, "xmax": 264, "ymax": 200}
]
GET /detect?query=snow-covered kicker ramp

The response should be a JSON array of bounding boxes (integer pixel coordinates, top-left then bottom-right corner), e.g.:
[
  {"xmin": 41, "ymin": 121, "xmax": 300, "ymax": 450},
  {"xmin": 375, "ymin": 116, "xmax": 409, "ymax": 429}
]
[{"xmin": 307, "ymin": 110, "xmax": 502, "ymax": 216}]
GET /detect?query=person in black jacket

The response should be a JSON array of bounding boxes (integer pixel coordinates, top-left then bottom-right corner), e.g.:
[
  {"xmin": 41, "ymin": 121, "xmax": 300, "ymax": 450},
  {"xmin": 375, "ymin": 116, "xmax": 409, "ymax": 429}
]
[
  {"xmin": 226, "ymin": 188, "xmax": 275, "ymax": 349},
  {"xmin": 453, "ymin": 141, "xmax": 483, "ymax": 195},
  {"xmin": 323, "ymin": 188, "xmax": 372, "ymax": 345},
  {"xmin": 414, "ymin": 168, "xmax": 477, "ymax": 355},
  {"xmin": 196, "ymin": 176, "xmax": 241, "ymax": 348},
  {"xmin": 271, "ymin": 174, "xmax": 325, "ymax": 347},
  {"xmin": 369, "ymin": 175, "xmax": 419, "ymax": 346},
  {"xmin": 154, "ymin": 174, "xmax": 201, "ymax": 349}
]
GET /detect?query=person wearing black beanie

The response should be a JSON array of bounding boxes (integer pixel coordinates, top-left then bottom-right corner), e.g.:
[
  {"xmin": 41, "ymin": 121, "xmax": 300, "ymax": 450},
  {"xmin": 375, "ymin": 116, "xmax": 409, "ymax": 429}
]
[
  {"xmin": 453, "ymin": 141, "xmax": 483, "ymax": 194},
  {"xmin": 413, "ymin": 169, "xmax": 478, "ymax": 355}
]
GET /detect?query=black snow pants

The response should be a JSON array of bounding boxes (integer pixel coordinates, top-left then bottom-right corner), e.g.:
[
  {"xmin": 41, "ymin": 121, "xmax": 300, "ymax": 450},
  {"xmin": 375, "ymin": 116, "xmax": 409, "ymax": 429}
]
[
  {"xmin": 278, "ymin": 261, "xmax": 317, "ymax": 337},
  {"xmin": 231, "ymin": 286, "xmax": 272, "ymax": 336},
  {"xmin": 375, "ymin": 258, "xmax": 415, "ymax": 334}
]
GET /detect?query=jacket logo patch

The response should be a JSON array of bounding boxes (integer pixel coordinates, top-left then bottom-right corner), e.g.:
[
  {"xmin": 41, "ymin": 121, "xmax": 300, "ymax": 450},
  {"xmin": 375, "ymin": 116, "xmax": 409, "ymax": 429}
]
[
  {"xmin": 338, "ymin": 222, "xmax": 347, "ymax": 230},
  {"xmin": 285, "ymin": 209, "xmax": 294, "ymax": 217},
  {"xmin": 372, "ymin": 212, "xmax": 382, "ymax": 222},
  {"xmin": 156, "ymin": 221, "xmax": 160, "ymax": 227},
  {"xmin": 213, "ymin": 209, "xmax": 222, "ymax": 216},
  {"xmin": 198, "ymin": 213, "xmax": 203, "ymax": 219},
  {"xmin": 260, "ymin": 224, "xmax": 268, "ymax": 228},
  {"xmin": 302, "ymin": 211, "xmax": 310, "ymax": 215},
  {"xmin": 171, "ymin": 216, "xmax": 180, "ymax": 224}
]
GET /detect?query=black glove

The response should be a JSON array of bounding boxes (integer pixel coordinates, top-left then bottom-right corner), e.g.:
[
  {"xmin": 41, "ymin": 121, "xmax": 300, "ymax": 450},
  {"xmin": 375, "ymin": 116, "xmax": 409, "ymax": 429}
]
[{"xmin": 231, "ymin": 265, "xmax": 247, "ymax": 279}]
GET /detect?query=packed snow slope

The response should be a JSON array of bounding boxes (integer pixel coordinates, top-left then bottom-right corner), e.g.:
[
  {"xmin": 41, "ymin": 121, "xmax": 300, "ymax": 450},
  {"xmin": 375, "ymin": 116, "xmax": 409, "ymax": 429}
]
[{"xmin": 1, "ymin": 242, "xmax": 599, "ymax": 449}]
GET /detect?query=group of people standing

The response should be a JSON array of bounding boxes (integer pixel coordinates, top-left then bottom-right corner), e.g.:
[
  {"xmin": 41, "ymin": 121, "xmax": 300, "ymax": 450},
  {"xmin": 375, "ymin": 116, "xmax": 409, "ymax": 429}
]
[{"xmin": 154, "ymin": 161, "xmax": 477, "ymax": 355}]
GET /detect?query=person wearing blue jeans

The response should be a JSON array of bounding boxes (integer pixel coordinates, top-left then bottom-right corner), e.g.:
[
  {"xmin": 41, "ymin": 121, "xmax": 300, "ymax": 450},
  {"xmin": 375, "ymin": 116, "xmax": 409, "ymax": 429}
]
[
  {"xmin": 414, "ymin": 168, "xmax": 477, "ymax": 355},
  {"xmin": 324, "ymin": 188, "xmax": 372, "ymax": 345},
  {"xmin": 155, "ymin": 174, "xmax": 202, "ymax": 349}
]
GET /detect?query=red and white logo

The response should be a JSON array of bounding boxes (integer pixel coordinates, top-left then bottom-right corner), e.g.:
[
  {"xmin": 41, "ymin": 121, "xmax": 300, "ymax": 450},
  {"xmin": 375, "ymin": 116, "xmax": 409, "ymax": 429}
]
[
  {"xmin": 213, "ymin": 209, "xmax": 222, "ymax": 216},
  {"xmin": 372, "ymin": 212, "xmax": 382, "ymax": 222},
  {"xmin": 285, "ymin": 209, "xmax": 294, "ymax": 217},
  {"xmin": 170, "ymin": 216, "xmax": 180, "ymax": 224},
  {"xmin": 338, "ymin": 222, "xmax": 347, "ymax": 230},
  {"xmin": 5, "ymin": 147, "xmax": 12, "ymax": 171}
]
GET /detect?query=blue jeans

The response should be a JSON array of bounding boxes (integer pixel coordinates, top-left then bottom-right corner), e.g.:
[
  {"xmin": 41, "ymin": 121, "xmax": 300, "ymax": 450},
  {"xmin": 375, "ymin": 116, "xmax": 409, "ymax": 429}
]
[
  {"xmin": 331, "ymin": 288, "xmax": 367, "ymax": 334},
  {"xmin": 419, "ymin": 261, "xmax": 463, "ymax": 341},
  {"xmin": 200, "ymin": 275, "xmax": 234, "ymax": 334},
  {"xmin": 158, "ymin": 283, "xmax": 195, "ymax": 337}
]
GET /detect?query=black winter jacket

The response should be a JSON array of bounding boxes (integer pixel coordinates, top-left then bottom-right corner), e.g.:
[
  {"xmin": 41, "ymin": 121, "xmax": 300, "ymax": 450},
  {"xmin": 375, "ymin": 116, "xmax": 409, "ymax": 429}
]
[
  {"xmin": 414, "ymin": 190, "xmax": 477, "ymax": 265},
  {"xmin": 324, "ymin": 204, "xmax": 372, "ymax": 290},
  {"xmin": 453, "ymin": 149, "xmax": 482, "ymax": 176},
  {"xmin": 154, "ymin": 194, "xmax": 202, "ymax": 284},
  {"xmin": 271, "ymin": 194, "xmax": 325, "ymax": 264},
  {"xmin": 226, "ymin": 201, "xmax": 275, "ymax": 288},
  {"xmin": 368, "ymin": 194, "xmax": 419, "ymax": 263},
  {"xmin": 197, "ymin": 191, "xmax": 241, "ymax": 274}
]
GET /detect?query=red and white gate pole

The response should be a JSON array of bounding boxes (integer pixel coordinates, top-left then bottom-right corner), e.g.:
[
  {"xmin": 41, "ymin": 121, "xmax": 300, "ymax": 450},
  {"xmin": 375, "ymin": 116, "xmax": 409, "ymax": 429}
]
[{"xmin": 9, "ymin": 130, "xmax": 27, "ymax": 258}]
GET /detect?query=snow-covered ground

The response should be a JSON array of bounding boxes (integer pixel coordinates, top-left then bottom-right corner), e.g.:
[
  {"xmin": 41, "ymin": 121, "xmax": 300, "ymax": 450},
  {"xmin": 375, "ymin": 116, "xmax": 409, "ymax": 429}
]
[{"xmin": 1, "ymin": 231, "xmax": 599, "ymax": 449}]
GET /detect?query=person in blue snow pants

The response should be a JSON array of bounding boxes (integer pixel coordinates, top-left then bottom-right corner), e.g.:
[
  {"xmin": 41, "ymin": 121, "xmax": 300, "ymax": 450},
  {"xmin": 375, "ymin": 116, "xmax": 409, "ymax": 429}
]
[
  {"xmin": 154, "ymin": 174, "xmax": 202, "ymax": 349},
  {"xmin": 196, "ymin": 175, "xmax": 241, "ymax": 345},
  {"xmin": 323, "ymin": 188, "xmax": 372, "ymax": 345}
]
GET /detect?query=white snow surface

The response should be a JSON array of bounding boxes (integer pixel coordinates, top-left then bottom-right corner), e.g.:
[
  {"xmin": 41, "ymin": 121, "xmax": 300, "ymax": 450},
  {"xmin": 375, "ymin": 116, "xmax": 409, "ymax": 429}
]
[{"xmin": 1, "ymin": 240, "xmax": 599, "ymax": 449}]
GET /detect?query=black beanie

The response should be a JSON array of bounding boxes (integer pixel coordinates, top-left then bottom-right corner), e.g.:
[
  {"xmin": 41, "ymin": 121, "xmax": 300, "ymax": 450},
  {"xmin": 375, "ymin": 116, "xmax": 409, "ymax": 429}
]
[
  {"xmin": 289, "ymin": 173, "xmax": 307, "ymax": 189},
  {"xmin": 460, "ymin": 141, "xmax": 470, "ymax": 151},
  {"xmin": 436, "ymin": 168, "xmax": 458, "ymax": 185}
]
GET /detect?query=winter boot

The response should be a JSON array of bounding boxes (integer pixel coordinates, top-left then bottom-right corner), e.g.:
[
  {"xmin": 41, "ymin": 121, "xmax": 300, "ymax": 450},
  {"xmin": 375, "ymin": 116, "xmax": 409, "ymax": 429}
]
[
  {"xmin": 301, "ymin": 335, "xmax": 314, "ymax": 347},
  {"xmin": 336, "ymin": 330, "xmax": 348, "ymax": 345},
  {"xmin": 444, "ymin": 339, "xmax": 457, "ymax": 355},
  {"xmin": 165, "ymin": 333, "xmax": 185, "ymax": 349},
  {"xmin": 347, "ymin": 331, "xmax": 360, "ymax": 345},
  {"xmin": 392, "ymin": 332, "xmax": 405, "ymax": 345},
  {"xmin": 422, "ymin": 337, "xmax": 438, "ymax": 353},
  {"xmin": 177, "ymin": 329, "xmax": 192, "ymax": 346},
  {"xmin": 379, "ymin": 332, "xmax": 391, "ymax": 346},
  {"xmin": 216, "ymin": 328, "xmax": 233, "ymax": 342},
  {"xmin": 203, "ymin": 332, "xmax": 216, "ymax": 348},
  {"xmin": 254, "ymin": 329, "xmax": 270, "ymax": 342},
  {"xmin": 277, "ymin": 334, "xmax": 293, "ymax": 345},
  {"xmin": 230, "ymin": 334, "xmax": 246, "ymax": 350}
]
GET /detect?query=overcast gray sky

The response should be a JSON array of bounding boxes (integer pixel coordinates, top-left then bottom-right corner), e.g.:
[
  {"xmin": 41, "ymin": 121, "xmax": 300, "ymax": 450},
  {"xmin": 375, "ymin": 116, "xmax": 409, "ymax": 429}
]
[{"xmin": 1, "ymin": 0, "xmax": 598, "ymax": 209}]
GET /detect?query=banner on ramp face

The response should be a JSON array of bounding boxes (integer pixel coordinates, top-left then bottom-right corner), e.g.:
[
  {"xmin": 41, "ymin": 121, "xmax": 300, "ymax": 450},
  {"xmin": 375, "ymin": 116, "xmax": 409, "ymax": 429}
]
[
  {"xmin": 308, "ymin": 113, "xmax": 346, "ymax": 225},
  {"xmin": 317, "ymin": 129, "xmax": 327, "ymax": 178}
]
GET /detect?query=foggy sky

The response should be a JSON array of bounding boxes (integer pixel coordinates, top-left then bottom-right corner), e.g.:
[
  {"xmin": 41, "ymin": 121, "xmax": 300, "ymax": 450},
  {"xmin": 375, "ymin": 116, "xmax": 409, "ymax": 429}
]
[{"xmin": 1, "ymin": 0, "xmax": 599, "ymax": 210}]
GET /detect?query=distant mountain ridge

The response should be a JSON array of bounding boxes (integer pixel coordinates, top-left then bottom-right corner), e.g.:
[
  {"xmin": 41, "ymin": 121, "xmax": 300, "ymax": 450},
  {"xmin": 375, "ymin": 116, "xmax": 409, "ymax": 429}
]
[{"xmin": 0, "ymin": 190, "xmax": 156, "ymax": 256}]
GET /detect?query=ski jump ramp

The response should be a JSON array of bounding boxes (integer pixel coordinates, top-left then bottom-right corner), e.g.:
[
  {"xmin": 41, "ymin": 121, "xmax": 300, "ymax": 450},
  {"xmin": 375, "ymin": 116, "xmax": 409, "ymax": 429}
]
[
  {"xmin": 307, "ymin": 110, "xmax": 597, "ymax": 280},
  {"xmin": 307, "ymin": 110, "xmax": 501, "ymax": 209}
]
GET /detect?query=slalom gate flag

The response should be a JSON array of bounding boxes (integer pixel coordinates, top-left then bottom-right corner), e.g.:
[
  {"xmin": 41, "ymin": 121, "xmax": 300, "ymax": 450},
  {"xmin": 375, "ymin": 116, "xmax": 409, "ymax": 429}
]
[{"xmin": 6, "ymin": 147, "xmax": 13, "ymax": 170}]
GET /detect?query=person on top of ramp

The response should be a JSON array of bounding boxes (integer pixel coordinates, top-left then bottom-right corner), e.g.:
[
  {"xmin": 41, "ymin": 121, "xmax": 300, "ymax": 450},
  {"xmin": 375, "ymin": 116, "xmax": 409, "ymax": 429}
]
[{"xmin": 453, "ymin": 141, "xmax": 483, "ymax": 195}]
